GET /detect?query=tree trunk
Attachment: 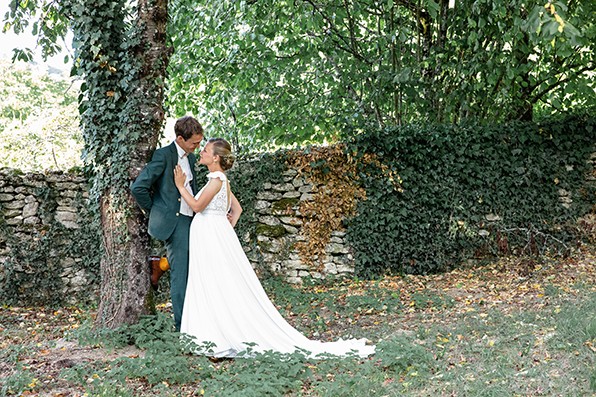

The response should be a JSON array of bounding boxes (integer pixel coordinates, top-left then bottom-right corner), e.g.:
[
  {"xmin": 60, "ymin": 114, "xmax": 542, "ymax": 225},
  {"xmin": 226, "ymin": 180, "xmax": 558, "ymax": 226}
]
[
  {"xmin": 95, "ymin": 0, "xmax": 171, "ymax": 328},
  {"xmin": 96, "ymin": 191, "xmax": 152, "ymax": 328}
]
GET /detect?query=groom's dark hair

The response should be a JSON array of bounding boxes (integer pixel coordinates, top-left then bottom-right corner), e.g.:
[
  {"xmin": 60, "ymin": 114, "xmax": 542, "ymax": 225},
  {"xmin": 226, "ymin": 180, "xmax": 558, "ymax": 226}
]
[{"xmin": 175, "ymin": 116, "xmax": 203, "ymax": 140}]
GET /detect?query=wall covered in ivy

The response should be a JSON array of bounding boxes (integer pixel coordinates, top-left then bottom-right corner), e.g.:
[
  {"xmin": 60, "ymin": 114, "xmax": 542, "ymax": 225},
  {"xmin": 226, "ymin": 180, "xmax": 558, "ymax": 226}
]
[
  {"xmin": 0, "ymin": 169, "xmax": 100, "ymax": 306},
  {"xmin": 1, "ymin": 115, "xmax": 594, "ymax": 306},
  {"xmin": 343, "ymin": 114, "xmax": 595, "ymax": 277},
  {"xmin": 230, "ymin": 115, "xmax": 596, "ymax": 280}
]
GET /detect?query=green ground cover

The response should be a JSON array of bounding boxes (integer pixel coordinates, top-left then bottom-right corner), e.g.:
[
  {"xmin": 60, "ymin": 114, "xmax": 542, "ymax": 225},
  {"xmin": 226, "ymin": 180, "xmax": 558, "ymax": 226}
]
[{"xmin": 1, "ymin": 245, "xmax": 594, "ymax": 396}]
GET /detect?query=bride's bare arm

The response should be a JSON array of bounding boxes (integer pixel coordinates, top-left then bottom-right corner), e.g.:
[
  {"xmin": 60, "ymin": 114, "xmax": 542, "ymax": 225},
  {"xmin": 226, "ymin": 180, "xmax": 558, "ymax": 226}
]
[
  {"xmin": 174, "ymin": 165, "xmax": 222, "ymax": 213},
  {"xmin": 228, "ymin": 191, "xmax": 243, "ymax": 227}
]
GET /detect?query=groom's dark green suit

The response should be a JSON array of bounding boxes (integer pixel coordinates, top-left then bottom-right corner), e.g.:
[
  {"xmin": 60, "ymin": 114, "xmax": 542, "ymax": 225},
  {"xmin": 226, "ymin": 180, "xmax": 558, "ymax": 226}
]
[{"xmin": 131, "ymin": 142, "xmax": 198, "ymax": 331}]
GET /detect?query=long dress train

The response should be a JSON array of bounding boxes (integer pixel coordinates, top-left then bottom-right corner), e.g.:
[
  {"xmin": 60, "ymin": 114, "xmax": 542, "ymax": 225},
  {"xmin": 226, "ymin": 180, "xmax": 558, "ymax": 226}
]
[{"xmin": 180, "ymin": 171, "xmax": 375, "ymax": 359}]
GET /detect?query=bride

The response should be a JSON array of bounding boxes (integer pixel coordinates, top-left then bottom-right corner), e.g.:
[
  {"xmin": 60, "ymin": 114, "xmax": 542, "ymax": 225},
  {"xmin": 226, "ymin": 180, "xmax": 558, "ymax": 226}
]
[{"xmin": 174, "ymin": 138, "xmax": 374, "ymax": 359}]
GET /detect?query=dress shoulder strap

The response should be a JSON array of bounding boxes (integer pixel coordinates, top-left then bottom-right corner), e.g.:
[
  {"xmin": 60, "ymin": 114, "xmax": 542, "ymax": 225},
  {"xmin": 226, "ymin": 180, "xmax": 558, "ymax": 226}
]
[{"xmin": 206, "ymin": 171, "xmax": 227, "ymax": 181}]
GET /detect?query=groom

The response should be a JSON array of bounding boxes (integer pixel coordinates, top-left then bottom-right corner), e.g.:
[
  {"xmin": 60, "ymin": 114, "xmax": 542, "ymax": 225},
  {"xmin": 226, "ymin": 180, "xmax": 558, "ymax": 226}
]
[{"xmin": 131, "ymin": 116, "xmax": 204, "ymax": 331}]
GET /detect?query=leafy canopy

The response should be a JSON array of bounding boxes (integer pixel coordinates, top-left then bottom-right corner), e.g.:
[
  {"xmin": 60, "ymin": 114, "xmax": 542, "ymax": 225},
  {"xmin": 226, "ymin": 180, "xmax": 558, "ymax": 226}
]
[{"xmin": 167, "ymin": 0, "xmax": 594, "ymax": 150}]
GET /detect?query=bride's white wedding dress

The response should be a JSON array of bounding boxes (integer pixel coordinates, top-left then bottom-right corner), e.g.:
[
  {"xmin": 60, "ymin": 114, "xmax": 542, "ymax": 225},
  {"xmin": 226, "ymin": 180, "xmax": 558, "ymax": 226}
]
[{"xmin": 180, "ymin": 171, "xmax": 375, "ymax": 359}]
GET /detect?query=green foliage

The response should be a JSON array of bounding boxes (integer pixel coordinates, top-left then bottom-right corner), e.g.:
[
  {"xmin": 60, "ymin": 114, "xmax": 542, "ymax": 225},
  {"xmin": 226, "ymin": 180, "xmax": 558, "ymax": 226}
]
[
  {"xmin": 376, "ymin": 335, "xmax": 434, "ymax": 375},
  {"xmin": 167, "ymin": 0, "xmax": 595, "ymax": 148},
  {"xmin": 343, "ymin": 286, "xmax": 403, "ymax": 313},
  {"xmin": 3, "ymin": 264, "xmax": 595, "ymax": 396},
  {"xmin": 345, "ymin": 114, "xmax": 596, "ymax": 276},
  {"xmin": 201, "ymin": 351, "xmax": 310, "ymax": 396},
  {"xmin": 0, "ymin": 60, "xmax": 82, "ymax": 171},
  {"xmin": 2, "ymin": 0, "xmax": 71, "ymax": 63},
  {"xmin": 66, "ymin": 0, "xmax": 142, "ymax": 205},
  {"xmin": 262, "ymin": 276, "xmax": 321, "ymax": 315},
  {"xmin": 0, "ymin": 365, "xmax": 36, "ymax": 396},
  {"xmin": 425, "ymin": 291, "xmax": 596, "ymax": 396},
  {"xmin": 265, "ymin": 276, "xmax": 404, "ymax": 317},
  {"xmin": 71, "ymin": 312, "xmax": 204, "ymax": 386},
  {"xmin": 546, "ymin": 292, "xmax": 596, "ymax": 351},
  {"xmin": 410, "ymin": 290, "xmax": 454, "ymax": 310},
  {"xmin": 306, "ymin": 356, "xmax": 388, "ymax": 396}
]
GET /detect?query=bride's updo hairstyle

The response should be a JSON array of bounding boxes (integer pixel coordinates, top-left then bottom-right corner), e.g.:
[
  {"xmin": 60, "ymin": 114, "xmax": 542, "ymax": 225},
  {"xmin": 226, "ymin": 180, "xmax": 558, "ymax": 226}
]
[{"xmin": 210, "ymin": 138, "xmax": 235, "ymax": 171}]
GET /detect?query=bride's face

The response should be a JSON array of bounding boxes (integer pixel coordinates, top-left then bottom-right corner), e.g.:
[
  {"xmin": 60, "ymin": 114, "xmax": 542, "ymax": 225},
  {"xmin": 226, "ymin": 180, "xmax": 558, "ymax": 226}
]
[{"xmin": 199, "ymin": 143, "xmax": 218, "ymax": 165}]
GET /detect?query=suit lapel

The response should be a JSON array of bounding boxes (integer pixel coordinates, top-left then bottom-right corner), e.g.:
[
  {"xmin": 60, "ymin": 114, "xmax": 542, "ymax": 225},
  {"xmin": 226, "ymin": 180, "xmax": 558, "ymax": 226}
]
[
  {"xmin": 168, "ymin": 142, "xmax": 178, "ymax": 170},
  {"xmin": 188, "ymin": 153, "xmax": 198, "ymax": 193}
]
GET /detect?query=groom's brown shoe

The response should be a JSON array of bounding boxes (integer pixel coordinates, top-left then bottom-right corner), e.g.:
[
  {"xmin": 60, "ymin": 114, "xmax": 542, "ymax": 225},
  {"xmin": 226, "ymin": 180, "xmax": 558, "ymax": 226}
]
[{"xmin": 148, "ymin": 256, "xmax": 164, "ymax": 291}]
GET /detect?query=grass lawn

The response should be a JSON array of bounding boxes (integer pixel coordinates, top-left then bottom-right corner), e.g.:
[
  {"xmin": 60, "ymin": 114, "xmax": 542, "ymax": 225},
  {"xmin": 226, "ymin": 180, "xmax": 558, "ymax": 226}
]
[{"xmin": 1, "ymin": 244, "xmax": 595, "ymax": 396}]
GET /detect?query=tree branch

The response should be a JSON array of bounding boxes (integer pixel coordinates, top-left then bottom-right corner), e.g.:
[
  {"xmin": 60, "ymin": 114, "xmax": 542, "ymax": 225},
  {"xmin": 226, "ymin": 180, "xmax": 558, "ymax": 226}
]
[{"xmin": 531, "ymin": 63, "xmax": 595, "ymax": 104}]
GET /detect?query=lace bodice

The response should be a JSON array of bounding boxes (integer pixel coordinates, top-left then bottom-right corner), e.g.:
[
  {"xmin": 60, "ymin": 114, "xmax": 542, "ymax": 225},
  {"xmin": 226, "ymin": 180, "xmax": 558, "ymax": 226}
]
[{"xmin": 195, "ymin": 171, "xmax": 230, "ymax": 215}]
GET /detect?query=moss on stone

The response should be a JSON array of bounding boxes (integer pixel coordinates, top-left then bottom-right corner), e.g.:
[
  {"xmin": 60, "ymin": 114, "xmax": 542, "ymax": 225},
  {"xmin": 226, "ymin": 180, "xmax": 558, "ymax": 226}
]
[
  {"xmin": 271, "ymin": 197, "xmax": 299, "ymax": 212},
  {"xmin": 257, "ymin": 240, "xmax": 272, "ymax": 251},
  {"xmin": 256, "ymin": 223, "xmax": 287, "ymax": 237}
]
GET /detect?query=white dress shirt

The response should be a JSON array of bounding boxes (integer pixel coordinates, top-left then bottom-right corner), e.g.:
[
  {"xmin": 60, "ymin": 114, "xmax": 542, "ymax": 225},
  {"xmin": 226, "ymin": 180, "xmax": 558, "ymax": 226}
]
[{"xmin": 174, "ymin": 142, "xmax": 194, "ymax": 217}]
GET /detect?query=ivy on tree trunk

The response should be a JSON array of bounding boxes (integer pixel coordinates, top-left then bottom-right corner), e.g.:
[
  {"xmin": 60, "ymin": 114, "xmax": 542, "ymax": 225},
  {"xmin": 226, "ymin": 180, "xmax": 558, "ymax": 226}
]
[{"xmin": 69, "ymin": 0, "xmax": 171, "ymax": 328}]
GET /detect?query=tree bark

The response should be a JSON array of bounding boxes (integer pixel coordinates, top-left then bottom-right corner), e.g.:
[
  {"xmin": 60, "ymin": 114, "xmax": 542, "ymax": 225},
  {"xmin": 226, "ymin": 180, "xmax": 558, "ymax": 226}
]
[
  {"xmin": 96, "ymin": 191, "xmax": 152, "ymax": 328},
  {"xmin": 95, "ymin": 0, "xmax": 171, "ymax": 328}
]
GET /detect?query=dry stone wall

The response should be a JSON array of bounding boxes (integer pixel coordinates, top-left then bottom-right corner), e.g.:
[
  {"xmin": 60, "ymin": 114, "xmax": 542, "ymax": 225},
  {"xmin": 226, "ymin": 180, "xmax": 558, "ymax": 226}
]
[
  {"xmin": 1, "ymin": 148, "xmax": 594, "ymax": 305},
  {"xmin": 0, "ymin": 169, "xmax": 98, "ymax": 305},
  {"xmin": 242, "ymin": 168, "xmax": 356, "ymax": 283},
  {"xmin": 0, "ymin": 165, "xmax": 357, "ymax": 305}
]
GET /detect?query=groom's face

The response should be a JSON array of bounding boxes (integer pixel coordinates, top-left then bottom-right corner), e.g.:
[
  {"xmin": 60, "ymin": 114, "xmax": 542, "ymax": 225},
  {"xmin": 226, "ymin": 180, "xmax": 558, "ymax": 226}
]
[{"xmin": 177, "ymin": 134, "xmax": 204, "ymax": 154}]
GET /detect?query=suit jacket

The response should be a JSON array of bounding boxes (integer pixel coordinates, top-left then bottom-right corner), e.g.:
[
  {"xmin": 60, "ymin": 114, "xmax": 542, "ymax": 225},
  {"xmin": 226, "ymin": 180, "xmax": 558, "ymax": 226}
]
[{"xmin": 131, "ymin": 142, "xmax": 198, "ymax": 241}]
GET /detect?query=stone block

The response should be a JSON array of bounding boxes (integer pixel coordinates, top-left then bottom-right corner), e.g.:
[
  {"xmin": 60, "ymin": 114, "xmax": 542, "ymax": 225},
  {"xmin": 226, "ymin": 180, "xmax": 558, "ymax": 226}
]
[
  {"xmin": 5, "ymin": 216, "xmax": 22, "ymax": 226},
  {"xmin": 298, "ymin": 184, "xmax": 312, "ymax": 193},
  {"xmin": 336, "ymin": 263, "xmax": 355, "ymax": 273},
  {"xmin": 3, "ymin": 200, "xmax": 25, "ymax": 210},
  {"xmin": 300, "ymin": 193, "xmax": 314, "ymax": 201},
  {"xmin": 280, "ymin": 216, "xmax": 302, "ymax": 226},
  {"xmin": 256, "ymin": 191, "xmax": 282, "ymax": 200},
  {"xmin": 282, "ymin": 191, "xmax": 301, "ymax": 199},
  {"xmin": 60, "ymin": 190, "xmax": 80, "ymax": 198},
  {"xmin": 22, "ymin": 202, "xmax": 39, "ymax": 218},
  {"xmin": 256, "ymin": 223, "xmax": 286, "ymax": 237},
  {"xmin": 272, "ymin": 182, "xmax": 295, "ymax": 192},
  {"xmin": 323, "ymin": 262, "xmax": 338, "ymax": 274},
  {"xmin": 23, "ymin": 216, "xmax": 40, "ymax": 225},
  {"xmin": 258, "ymin": 215, "xmax": 281, "ymax": 226},
  {"xmin": 282, "ymin": 169, "xmax": 298, "ymax": 177},
  {"xmin": 55, "ymin": 182, "xmax": 80, "ymax": 191},
  {"xmin": 271, "ymin": 197, "xmax": 299, "ymax": 213},
  {"xmin": 281, "ymin": 259, "xmax": 304, "ymax": 271},
  {"xmin": 283, "ymin": 224, "xmax": 298, "ymax": 234},
  {"xmin": 330, "ymin": 236, "xmax": 343, "ymax": 244},
  {"xmin": 3, "ymin": 209, "xmax": 21, "ymax": 217},
  {"xmin": 55, "ymin": 211, "xmax": 79, "ymax": 229},
  {"xmin": 326, "ymin": 242, "xmax": 348, "ymax": 254},
  {"xmin": 254, "ymin": 200, "xmax": 271, "ymax": 210}
]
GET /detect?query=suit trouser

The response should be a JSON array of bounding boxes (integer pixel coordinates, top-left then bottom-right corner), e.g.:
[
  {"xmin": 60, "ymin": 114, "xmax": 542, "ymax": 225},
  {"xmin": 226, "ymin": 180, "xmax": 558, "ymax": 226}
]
[{"xmin": 165, "ymin": 215, "xmax": 193, "ymax": 331}]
